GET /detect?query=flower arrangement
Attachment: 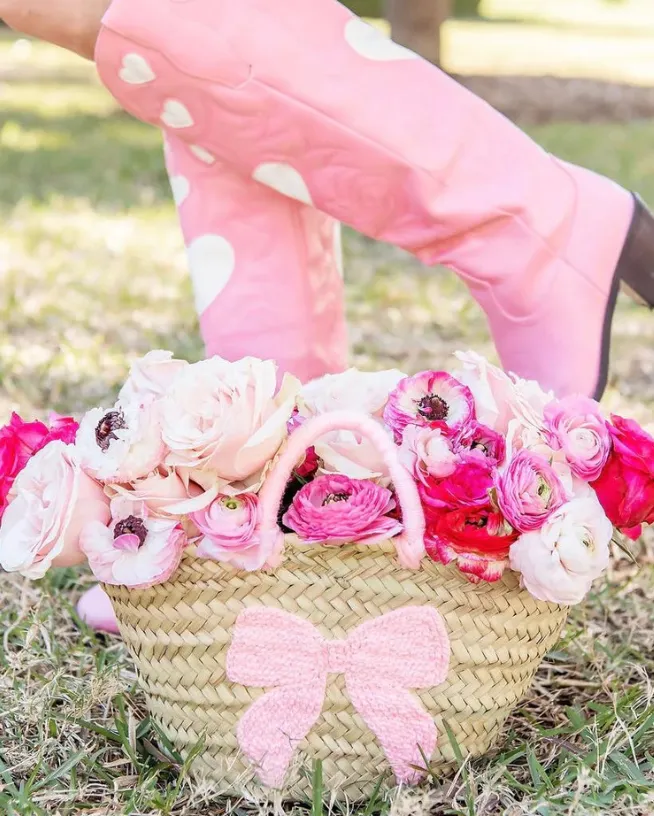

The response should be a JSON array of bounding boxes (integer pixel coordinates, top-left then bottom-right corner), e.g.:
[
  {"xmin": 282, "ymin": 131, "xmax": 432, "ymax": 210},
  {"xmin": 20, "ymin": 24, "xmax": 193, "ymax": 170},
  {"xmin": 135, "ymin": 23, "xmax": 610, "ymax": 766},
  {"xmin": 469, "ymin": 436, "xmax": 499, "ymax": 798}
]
[{"xmin": 0, "ymin": 349, "xmax": 652, "ymax": 606}]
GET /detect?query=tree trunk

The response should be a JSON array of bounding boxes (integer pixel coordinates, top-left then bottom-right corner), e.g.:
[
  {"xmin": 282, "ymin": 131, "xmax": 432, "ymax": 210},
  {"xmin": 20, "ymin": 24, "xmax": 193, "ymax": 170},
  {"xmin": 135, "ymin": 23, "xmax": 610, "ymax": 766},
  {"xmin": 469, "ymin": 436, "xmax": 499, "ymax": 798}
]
[{"xmin": 385, "ymin": 0, "xmax": 452, "ymax": 65}]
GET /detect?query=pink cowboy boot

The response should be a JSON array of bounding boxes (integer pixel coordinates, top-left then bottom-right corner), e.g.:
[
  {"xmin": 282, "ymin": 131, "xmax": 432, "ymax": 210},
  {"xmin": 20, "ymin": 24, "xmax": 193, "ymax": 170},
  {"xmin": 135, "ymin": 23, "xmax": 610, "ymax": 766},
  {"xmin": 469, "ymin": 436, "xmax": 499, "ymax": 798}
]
[
  {"xmin": 94, "ymin": 0, "xmax": 654, "ymax": 399},
  {"xmin": 77, "ymin": 132, "xmax": 348, "ymax": 633}
]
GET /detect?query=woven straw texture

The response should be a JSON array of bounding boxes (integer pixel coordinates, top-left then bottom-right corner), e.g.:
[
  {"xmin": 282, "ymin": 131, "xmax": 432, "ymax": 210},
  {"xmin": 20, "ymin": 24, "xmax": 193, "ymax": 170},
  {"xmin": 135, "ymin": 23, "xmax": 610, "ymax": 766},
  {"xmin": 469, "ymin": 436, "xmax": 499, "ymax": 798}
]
[{"xmin": 105, "ymin": 539, "xmax": 568, "ymax": 801}]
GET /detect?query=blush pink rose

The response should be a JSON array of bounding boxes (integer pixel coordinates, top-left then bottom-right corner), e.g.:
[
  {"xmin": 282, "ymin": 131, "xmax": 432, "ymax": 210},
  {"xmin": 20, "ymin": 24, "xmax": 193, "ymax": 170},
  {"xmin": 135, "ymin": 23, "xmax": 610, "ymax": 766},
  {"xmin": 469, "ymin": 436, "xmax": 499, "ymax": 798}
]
[
  {"xmin": 119, "ymin": 350, "xmax": 188, "ymax": 405},
  {"xmin": 509, "ymin": 495, "xmax": 612, "ymax": 605},
  {"xmin": 419, "ymin": 460, "xmax": 494, "ymax": 513},
  {"xmin": 544, "ymin": 396, "xmax": 610, "ymax": 481},
  {"xmin": 80, "ymin": 499, "xmax": 187, "ymax": 588},
  {"xmin": 283, "ymin": 474, "xmax": 403, "ymax": 546},
  {"xmin": 497, "ymin": 451, "xmax": 566, "ymax": 532},
  {"xmin": 107, "ymin": 466, "xmax": 202, "ymax": 519},
  {"xmin": 590, "ymin": 415, "xmax": 654, "ymax": 531},
  {"xmin": 0, "ymin": 441, "xmax": 110, "ymax": 577},
  {"xmin": 400, "ymin": 424, "xmax": 458, "ymax": 485},
  {"xmin": 384, "ymin": 371, "xmax": 476, "ymax": 442},
  {"xmin": 191, "ymin": 493, "xmax": 278, "ymax": 571}
]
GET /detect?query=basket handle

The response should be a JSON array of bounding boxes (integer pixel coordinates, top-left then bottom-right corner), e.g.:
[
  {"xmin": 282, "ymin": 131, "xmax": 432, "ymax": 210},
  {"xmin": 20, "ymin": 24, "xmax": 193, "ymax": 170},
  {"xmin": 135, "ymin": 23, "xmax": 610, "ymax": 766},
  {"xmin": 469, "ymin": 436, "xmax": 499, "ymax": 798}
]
[{"xmin": 257, "ymin": 410, "xmax": 426, "ymax": 568}]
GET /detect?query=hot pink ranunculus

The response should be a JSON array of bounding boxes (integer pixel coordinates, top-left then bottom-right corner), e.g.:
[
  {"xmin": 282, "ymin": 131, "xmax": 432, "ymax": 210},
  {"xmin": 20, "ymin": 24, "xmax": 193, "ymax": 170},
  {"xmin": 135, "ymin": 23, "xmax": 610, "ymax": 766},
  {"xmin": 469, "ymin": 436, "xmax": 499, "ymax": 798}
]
[
  {"xmin": 383, "ymin": 371, "xmax": 476, "ymax": 442},
  {"xmin": 544, "ymin": 396, "xmax": 610, "ymax": 481},
  {"xmin": 0, "ymin": 441, "xmax": 110, "ymax": 577},
  {"xmin": 191, "ymin": 493, "xmax": 276, "ymax": 571},
  {"xmin": 419, "ymin": 459, "xmax": 494, "ymax": 513},
  {"xmin": 509, "ymin": 495, "xmax": 612, "ymax": 605},
  {"xmin": 80, "ymin": 499, "xmax": 187, "ymax": 588},
  {"xmin": 455, "ymin": 421, "xmax": 506, "ymax": 467},
  {"xmin": 497, "ymin": 451, "xmax": 566, "ymax": 532},
  {"xmin": 283, "ymin": 474, "xmax": 403, "ymax": 546},
  {"xmin": 426, "ymin": 503, "xmax": 518, "ymax": 583},
  {"xmin": 0, "ymin": 412, "xmax": 80, "ymax": 518},
  {"xmin": 591, "ymin": 415, "xmax": 654, "ymax": 531}
]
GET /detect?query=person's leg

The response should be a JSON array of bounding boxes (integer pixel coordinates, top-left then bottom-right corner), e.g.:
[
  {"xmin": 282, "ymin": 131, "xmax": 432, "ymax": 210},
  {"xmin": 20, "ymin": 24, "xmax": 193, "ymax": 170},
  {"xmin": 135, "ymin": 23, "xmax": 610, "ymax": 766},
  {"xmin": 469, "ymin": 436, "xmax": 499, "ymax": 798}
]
[
  {"xmin": 77, "ymin": 134, "xmax": 348, "ymax": 633},
  {"xmin": 95, "ymin": 0, "xmax": 654, "ymax": 400}
]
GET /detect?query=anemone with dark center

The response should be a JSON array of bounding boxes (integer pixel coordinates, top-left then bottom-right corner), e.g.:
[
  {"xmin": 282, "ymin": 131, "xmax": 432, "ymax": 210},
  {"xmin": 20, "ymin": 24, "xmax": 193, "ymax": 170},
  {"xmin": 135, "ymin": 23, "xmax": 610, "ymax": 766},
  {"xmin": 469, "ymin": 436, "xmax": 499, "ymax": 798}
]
[
  {"xmin": 113, "ymin": 515, "xmax": 148, "ymax": 547},
  {"xmin": 95, "ymin": 410, "xmax": 126, "ymax": 451}
]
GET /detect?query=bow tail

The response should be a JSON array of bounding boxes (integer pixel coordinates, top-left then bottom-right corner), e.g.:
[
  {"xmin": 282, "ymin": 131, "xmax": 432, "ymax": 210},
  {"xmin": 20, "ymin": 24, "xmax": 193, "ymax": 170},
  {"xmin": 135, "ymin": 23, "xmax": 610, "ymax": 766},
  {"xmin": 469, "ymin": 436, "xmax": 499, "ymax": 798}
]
[
  {"xmin": 236, "ymin": 681, "xmax": 326, "ymax": 788},
  {"xmin": 347, "ymin": 680, "xmax": 437, "ymax": 784}
]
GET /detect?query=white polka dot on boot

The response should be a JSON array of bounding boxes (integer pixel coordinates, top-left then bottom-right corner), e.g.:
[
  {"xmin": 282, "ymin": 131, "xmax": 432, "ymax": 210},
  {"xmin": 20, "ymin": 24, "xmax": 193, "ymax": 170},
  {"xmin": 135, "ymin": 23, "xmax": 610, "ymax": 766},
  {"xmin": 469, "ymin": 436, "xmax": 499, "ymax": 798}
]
[
  {"xmin": 187, "ymin": 234, "xmax": 236, "ymax": 314},
  {"xmin": 119, "ymin": 53, "xmax": 156, "ymax": 85},
  {"xmin": 252, "ymin": 163, "xmax": 313, "ymax": 205},
  {"xmin": 344, "ymin": 19, "xmax": 420, "ymax": 62}
]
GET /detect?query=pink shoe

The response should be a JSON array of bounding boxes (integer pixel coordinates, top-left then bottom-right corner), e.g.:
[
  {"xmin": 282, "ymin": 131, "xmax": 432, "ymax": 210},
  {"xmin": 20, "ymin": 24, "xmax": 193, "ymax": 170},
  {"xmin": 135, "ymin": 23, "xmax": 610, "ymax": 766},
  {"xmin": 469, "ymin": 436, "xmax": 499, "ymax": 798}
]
[
  {"xmin": 77, "ymin": 584, "xmax": 120, "ymax": 634},
  {"xmin": 95, "ymin": 0, "xmax": 654, "ymax": 399}
]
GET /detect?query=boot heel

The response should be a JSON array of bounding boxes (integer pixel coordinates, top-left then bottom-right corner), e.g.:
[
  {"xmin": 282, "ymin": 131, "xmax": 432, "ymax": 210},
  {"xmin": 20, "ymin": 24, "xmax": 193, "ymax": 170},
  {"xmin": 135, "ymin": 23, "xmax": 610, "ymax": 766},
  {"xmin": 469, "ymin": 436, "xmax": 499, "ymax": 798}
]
[{"xmin": 618, "ymin": 195, "xmax": 654, "ymax": 308}]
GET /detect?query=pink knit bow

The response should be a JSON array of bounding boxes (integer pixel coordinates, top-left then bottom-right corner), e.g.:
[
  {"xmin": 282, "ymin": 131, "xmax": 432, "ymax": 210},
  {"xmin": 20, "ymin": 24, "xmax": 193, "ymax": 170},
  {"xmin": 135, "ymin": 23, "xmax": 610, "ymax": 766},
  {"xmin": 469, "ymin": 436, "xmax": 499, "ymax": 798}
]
[{"xmin": 226, "ymin": 606, "xmax": 450, "ymax": 787}]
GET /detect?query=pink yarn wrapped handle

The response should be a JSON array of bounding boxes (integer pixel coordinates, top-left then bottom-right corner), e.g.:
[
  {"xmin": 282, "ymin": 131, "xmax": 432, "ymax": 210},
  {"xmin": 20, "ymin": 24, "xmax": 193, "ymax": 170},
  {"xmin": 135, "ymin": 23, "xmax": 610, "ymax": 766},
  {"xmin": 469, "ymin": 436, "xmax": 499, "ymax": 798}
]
[{"xmin": 257, "ymin": 411, "xmax": 426, "ymax": 568}]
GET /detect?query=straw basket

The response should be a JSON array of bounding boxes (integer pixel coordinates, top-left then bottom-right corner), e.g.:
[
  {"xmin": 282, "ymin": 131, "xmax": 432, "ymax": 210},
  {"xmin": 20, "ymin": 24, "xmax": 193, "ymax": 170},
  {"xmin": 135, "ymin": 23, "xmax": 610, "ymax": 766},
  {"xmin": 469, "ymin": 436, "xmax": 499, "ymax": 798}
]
[{"xmin": 105, "ymin": 411, "xmax": 569, "ymax": 801}]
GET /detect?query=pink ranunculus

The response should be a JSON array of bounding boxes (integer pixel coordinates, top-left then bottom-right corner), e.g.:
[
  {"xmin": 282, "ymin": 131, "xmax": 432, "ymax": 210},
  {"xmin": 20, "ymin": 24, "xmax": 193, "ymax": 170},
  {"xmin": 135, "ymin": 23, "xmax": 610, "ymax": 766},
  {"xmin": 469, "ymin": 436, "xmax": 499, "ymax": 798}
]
[
  {"xmin": 426, "ymin": 504, "xmax": 518, "ymax": 583},
  {"xmin": 509, "ymin": 495, "xmax": 612, "ymax": 605},
  {"xmin": 400, "ymin": 424, "xmax": 458, "ymax": 486},
  {"xmin": 0, "ymin": 441, "xmax": 110, "ymax": 577},
  {"xmin": 497, "ymin": 450, "xmax": 567, "ymax": 533},
  {"xmin": 455, "ymin": 421, "xmax": 506, "ymax": 467},
  {"xmin": 419, "ymin": 459, "xmax": 494, "ymax": 513},
  {"xmin": 162, "ymin": 357, "xmax": 299, "ymax": 489},
  {"xmin": 75, "ymin": 399, "xmax": 166, "ymax": 483},
  {"xmin": 282, "ymin": 474, "xmax": 403, "ymax": 546},
  {"xmin": 42, "ymin": 413, "xmax": 80, "ymax": 447},
  {"xmin": 544, "ymin": 396, "xmax": 610, "ymax": 481},
  {"xmin": 383, "ymin": 371, "xmax": 476, "ymax": 443},
  {"xmin": 119, "ymin": 349, "xmax": 188, "ymax": 405},
  {"xmin": 80, "ymin": 498, "xmax": 187, "ymax": 588},
  {"xmin": 107, "ymin": 466, "xmax": 202, "ymax": 519},
  {"xmin": 591, "ymin": 415, "xmax": 654, "ymax": 532},
  {"xmin": 191, "ymin": 493, "xmax": 274, "ymax": 571}
]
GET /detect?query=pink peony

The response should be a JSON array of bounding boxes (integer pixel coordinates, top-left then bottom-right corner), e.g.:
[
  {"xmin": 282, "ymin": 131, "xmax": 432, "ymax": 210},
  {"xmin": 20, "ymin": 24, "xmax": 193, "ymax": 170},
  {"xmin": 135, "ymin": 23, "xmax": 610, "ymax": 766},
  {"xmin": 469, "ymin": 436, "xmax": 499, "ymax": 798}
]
[
  {"xmin": 0, "ymin": 441, "xmax": 110, "ymax": 577},
  {"xmin": 455, "ymin": 421, "xmax": 506, "ymax": 467},
  {"xmin": 591, "ymin": 415, "xmax": 654, "ymax": 532},
  {"xmin": 282, "ymin": 474, "xmax": 403, "ymax": 546},
  {"xmin": 383, "ymin": 371, "xmax": 476, "ymax": 442},
  {"xmin": 80, "ymin": 498, "xmax": 187, "ymax": 588},
  {"xmin": 191, "ymin": 493, "xmax": 278, "ymax": 571},
  {"xmin": 509, "ymin": 495, "xmax": 612, "ymax": 605},
  {"xmin": 75, "ymin": 399, "xmax": 166, "ymax": 483},
  {"xmin": 419, "ymin": 459, "xmax": 494, "ymax": 513},
  {"xmin": 426, "ymin": 504, "xmax": 518, "ymax": 583},
  {"xmin": 544, "ymin": 396, "xmax": 610, "ymax": 481},
  {"xmin": 497, "ymin": 451, "xmax": 566, "ymax": 532},
  {"xmin": 400, "ymin": 424, "xmax": 458, "ymax": 486},
  {"xmin": 119, "ymin": 349, "xmax": 188, "ymax": 405}
]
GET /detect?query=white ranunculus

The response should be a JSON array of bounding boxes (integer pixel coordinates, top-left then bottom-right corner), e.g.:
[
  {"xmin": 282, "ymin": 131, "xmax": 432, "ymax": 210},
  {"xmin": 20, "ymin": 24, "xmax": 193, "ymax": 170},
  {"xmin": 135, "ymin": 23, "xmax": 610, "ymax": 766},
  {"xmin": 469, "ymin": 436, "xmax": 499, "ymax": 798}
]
[
  {"xmin": 75, "ymin": 399, "xmax": 166, "ymax": 483},
  {"xmin": 509, "ymin": 495, "xmax": 612, "ymax": 605}
]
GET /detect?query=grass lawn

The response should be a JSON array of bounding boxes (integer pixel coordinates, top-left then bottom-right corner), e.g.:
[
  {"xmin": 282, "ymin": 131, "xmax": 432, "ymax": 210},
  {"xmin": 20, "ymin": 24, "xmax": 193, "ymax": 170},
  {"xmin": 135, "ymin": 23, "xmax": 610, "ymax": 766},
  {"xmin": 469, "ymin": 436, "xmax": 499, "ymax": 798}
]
[{"xmin": 0, "ymin": 7, "xmax": 653, "ymax": 815}]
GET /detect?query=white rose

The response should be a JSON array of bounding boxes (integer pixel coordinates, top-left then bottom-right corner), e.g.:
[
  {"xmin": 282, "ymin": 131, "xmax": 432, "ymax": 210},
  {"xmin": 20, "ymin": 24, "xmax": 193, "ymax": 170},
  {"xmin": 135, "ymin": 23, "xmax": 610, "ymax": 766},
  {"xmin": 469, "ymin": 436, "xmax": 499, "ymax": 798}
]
[
  {"xmin": 297, "ymin": 368, "xmax": 404, "ymax": 479},
  {"xmin": 75, "ymin": 399, "xmax": 166, "ymax": 483},
  {"xmin": 509, "ymin": 495, "xmax": 612, "ymax": 605},
  {"xmin": 0, "ymin": 441, "xmax": 110, "ymax": 577},
  {"xmin": 161, "ymin": 356, "xmax": 299, "ymax": 487},
  {"xmin": 119, "ymin": 350, "xmax": 188, "ymax": 405}
]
